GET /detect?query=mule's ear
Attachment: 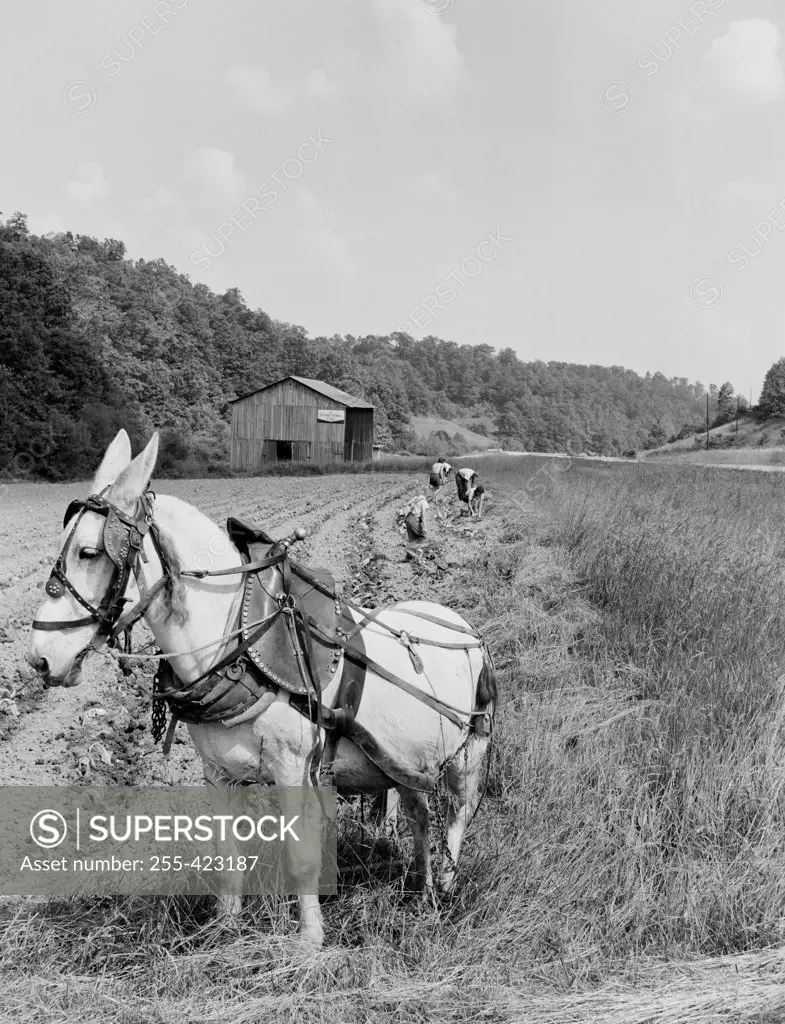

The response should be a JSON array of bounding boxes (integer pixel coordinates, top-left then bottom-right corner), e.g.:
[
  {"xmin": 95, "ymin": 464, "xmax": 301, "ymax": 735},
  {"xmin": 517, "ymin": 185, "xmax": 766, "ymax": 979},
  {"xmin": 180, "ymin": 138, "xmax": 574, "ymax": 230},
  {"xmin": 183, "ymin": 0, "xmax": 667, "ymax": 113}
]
[
  {"xmin": 92, "ymin": 429, "xmax": 133, "ymax": 493},
  {"xmin": 107, "ymin": 433, "xmax": 159, "ymax": 510}
]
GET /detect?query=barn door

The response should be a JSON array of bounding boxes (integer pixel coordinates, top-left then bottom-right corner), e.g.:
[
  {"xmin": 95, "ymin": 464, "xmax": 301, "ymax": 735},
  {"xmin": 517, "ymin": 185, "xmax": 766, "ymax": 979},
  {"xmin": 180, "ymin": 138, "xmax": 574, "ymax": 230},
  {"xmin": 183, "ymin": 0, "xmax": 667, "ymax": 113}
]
[
  {"xmin": 262, "ymin": 439, "xmax": 311, "ymax": 462},
  {"xmin": 262, "ymin": 439, "xmax": 276, "ymax": 463}
]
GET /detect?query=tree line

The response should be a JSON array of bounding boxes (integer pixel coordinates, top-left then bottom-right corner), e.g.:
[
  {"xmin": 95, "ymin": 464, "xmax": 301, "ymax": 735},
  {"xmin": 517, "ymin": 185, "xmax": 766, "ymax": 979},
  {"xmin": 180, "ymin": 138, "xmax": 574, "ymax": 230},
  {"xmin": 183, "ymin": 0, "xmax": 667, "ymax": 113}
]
[{"xmin": 0, "ymin": 212, "xmax": 753, "ymax": 480}]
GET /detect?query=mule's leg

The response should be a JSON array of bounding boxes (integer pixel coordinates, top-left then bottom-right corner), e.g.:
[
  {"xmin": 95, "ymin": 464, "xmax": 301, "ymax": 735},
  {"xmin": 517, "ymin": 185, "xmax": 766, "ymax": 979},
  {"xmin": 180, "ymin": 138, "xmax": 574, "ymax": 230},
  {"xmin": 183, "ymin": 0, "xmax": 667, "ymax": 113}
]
[
  {"xmin": 438, "ymin": 734, "xmax": 490, "ymax": 891},
  {"xmin": 368, "ymin": 789, "xmax": 399, "ymax": 836},
  {"xmin": 397, "ymin": 788, "xmax": 432, "ymax": 893},
  {"xmin": 273, "ymin": 773, "xmax": 326, "ymax": 948},
  {"xmin": 202, "ymin": 765, "xmax": 243, "ymax": 921},
  {"xmin": 385, "ymin": 788, "xmax": 400, "ymax": 837}
]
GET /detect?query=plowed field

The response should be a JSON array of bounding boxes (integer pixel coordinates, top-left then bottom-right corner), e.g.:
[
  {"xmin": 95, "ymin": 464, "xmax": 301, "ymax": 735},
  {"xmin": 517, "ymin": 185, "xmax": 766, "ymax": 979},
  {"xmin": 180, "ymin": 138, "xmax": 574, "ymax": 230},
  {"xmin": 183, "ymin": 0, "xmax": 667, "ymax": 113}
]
[{"xmin": 0, "ymin": 474, "xmax": 494, "ymax": 789}]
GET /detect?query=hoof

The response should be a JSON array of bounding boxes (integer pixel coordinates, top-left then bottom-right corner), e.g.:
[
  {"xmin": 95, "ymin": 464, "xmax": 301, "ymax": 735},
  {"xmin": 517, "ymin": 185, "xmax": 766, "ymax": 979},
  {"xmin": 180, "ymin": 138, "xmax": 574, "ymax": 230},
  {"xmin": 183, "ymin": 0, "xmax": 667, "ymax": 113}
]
[
  {"xmin": 212, "ymin": 895, "xmax": 242, "ymax": 925},
  {"xmin": 403, "ymin": 869, "xmax": 434, "ymax": 897},
  {"xmin": 438, "ymin": 869, "xmax": 457, "ymax": 893},
  {"xmin": 298, "ymin": 925, "xmax": 325, "ymax": 948}
]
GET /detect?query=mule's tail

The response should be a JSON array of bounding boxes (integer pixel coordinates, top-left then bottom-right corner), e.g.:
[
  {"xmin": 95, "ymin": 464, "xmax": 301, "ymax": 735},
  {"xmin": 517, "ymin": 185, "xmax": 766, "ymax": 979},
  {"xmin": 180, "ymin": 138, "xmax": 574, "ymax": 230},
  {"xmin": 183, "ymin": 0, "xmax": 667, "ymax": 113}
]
[{"xmin": 475, "ymin": 645, "xmax": 498, "ymax": 712}]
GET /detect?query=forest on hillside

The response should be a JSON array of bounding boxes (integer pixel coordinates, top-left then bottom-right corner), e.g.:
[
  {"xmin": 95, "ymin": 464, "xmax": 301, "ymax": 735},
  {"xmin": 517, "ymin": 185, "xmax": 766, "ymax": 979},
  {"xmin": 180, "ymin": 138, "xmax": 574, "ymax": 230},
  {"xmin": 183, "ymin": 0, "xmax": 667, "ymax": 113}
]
[{"xmin": 1, "ymin": 212, "xmax": 740, "ymax": 479}]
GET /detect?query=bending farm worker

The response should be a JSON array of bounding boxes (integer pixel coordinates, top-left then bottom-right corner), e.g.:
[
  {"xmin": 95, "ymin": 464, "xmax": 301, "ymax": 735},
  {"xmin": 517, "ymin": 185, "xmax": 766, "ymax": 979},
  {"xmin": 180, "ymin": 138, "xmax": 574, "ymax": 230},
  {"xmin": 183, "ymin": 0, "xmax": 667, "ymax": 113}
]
[
  {"xmin": 428, "ymin": 457, "xmax": 452, "ymax": 521},
  {"xmin": 467, "ymin": 483, "xmax": 485, "ymax": 519},
  {"xmin": 402, "ymin": 493, "xmax": 429, "ymax": 562},
  {"xmin": 456, "ymin": 467, "xmax": 479, "ymax": 508}
]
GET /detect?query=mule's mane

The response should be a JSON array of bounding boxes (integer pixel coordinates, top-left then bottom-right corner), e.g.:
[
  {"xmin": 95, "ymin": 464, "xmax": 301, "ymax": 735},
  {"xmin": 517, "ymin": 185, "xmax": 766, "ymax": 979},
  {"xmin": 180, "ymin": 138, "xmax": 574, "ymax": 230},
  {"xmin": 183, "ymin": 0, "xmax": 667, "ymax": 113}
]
[
  {"xmin": 145, "ymin": 493, "xmax": 238, "ymax": 631},
  {"xmin": 152, "ymin": 525, "xmax": 189, "ymax": 627}
]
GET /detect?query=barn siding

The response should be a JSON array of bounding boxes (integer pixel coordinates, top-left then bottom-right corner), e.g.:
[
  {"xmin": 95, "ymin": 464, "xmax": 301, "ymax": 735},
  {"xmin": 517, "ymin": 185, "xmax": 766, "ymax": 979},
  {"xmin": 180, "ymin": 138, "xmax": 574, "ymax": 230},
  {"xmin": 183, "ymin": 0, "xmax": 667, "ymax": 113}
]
[
  {"xmin": 344, "ymin": 409, "xmax": 374, "ymax": 462},
  {"xmin": 230, "ymin": 378, "xmax": 373, "ymax": 470}
]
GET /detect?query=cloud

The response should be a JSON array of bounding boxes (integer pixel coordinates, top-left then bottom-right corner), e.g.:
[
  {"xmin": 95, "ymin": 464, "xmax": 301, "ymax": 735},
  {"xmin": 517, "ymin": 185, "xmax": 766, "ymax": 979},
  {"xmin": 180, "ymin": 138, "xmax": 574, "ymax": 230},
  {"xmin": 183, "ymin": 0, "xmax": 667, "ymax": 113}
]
[
  {"xmin": 66, "ymin": 161, "xmax": 110, "ymax": 205},
  {"xmin": 137, "ymin": 187, "xmax": 174, "ymax": 212},
  {"xmin": 226, "ymin": 65, "xmax": 285, "ymax": 113},
  {"xmin": 708, "ymin": 20, "xmax": 784, "ymax": 103},
  {"xmin": 302, "ymin": 68, "xmax": 342, "ymax": 100},
  {"xmin": 414, "ymin": 168, "xmax": 459, "ymax": 202},
  {"xmin": 717, "ymin": 180, "xmax": 781, "ymax": 207},
  {"xmin": 296, "ymin": 188, "xmax": 358, "ymax": 280},
  {"xmin": 184, "ymin": 147, "xmax": 246, "ymax": 207},
  {"xmin": 226, "ymin": 9, "xmax": 465, "ymax": 119},
  {"xmin": 371, "ymin": 0, "xmax": 465, "ymax": 106},
  {"xmin": 226, "ymin": 65, "xmax": 342, "ymax": 113}
]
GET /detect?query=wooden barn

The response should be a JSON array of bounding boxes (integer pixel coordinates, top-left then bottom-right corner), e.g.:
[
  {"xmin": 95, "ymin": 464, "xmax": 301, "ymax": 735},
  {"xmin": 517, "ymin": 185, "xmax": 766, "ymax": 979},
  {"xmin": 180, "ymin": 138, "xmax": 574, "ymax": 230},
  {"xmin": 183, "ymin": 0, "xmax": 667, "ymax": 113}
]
[{"xmin": 229, "ymin": 376, "xmax": 375, "ymax": 470}]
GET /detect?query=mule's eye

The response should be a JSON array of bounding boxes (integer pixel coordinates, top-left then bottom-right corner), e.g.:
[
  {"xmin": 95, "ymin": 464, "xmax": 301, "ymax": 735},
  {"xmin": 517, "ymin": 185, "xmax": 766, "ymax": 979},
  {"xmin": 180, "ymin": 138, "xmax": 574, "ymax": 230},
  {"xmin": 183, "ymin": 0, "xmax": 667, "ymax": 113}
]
[{"xmin": 79, "ymin": 548, "xmax": 101, "ymax": 561}]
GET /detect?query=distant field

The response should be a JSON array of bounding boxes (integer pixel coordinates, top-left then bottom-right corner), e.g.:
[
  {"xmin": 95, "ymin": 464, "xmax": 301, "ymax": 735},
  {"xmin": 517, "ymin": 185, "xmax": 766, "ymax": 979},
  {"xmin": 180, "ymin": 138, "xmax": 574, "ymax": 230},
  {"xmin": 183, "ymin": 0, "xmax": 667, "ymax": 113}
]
[
  {"xmin": 410, "ymin": 414, "xmax": 494, "ymax": 450},
  {"xmin": 643, "ymin": 414, "xmax": 785, "ymax": 464},
  {"xmin": 646, "ymin": 446, "xmax": 785, "ymax": 468}
]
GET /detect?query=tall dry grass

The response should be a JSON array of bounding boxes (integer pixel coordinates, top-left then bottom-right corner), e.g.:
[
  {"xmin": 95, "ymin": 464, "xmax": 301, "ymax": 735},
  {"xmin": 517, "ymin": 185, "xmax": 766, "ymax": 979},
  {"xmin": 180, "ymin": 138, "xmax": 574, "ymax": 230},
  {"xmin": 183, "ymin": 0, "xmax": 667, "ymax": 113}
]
[
  {"xmin": 3, "ymin": 458, "xmax": 785, "ymax": 1022},
  {"xmin": 520, "ymin": 461, "xmax": 785, "ymax": 954},
  {"xmin": 645, "ymin": 447, "xmax": 785, "ymax": 467}
]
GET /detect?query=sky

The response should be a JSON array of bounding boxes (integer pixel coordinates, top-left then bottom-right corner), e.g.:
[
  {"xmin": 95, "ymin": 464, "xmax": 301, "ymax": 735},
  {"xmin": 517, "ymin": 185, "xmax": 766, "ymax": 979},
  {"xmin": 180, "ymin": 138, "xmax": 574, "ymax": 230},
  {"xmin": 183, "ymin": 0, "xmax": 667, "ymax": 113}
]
[{"xmin": 1, "ymin": 0, "xmax": 784, "ymax": 399}]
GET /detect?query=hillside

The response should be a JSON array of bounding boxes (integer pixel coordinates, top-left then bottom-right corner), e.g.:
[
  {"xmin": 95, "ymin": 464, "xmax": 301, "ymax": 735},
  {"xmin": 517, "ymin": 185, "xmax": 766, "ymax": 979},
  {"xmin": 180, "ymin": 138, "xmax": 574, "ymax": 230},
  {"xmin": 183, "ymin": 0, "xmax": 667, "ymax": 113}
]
[
  {"xmin": 409, "ymin": 415, "xmax": 495, "ymax": 452},
  {"xmin": 641, "ymin": 414, "xmax": 785, "ymax": 466},
  {"xmin": 0, "ymin": 212, "xmax": 736, "ymax": 479}
]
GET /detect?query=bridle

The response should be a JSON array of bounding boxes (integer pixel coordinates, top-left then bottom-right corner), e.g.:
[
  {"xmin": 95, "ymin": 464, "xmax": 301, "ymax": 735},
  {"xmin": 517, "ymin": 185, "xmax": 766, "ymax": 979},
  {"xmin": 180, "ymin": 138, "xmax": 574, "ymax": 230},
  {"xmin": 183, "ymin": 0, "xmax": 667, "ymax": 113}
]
[{"xmin": 31, "ymin": 489, "xmax": 172, "ymax": 647}]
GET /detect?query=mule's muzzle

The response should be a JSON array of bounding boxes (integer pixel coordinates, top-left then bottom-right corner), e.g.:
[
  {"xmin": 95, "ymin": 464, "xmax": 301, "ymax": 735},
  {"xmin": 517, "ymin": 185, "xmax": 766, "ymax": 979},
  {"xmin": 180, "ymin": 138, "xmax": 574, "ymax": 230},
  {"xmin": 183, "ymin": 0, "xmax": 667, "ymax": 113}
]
[
  {"xmin": 42, "ymin": 662, "xmax": 84, "ymax": 688},
  {"xmin": 29, "ymin": 651, "xmax": 85, "ymax": 688},
  {"xmin": 28, "ymin": 654, "xmax": 49, "ymax": 678}
]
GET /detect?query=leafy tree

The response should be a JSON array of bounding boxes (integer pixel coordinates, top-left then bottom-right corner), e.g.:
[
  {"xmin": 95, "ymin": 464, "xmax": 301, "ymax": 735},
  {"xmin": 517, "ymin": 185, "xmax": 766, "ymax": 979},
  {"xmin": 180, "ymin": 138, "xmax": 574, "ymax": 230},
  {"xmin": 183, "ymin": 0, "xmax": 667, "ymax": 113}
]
[
  {"xmin": 715, "ymin": 382, "xmax": 735, "ymax": 425},
  {"xmin": 642, "ymin": 421, "xmax": 668, "ymax": 450},
  {"xmin": 759, "ymin": 359, "xmax": 785, "ymax": 418}
]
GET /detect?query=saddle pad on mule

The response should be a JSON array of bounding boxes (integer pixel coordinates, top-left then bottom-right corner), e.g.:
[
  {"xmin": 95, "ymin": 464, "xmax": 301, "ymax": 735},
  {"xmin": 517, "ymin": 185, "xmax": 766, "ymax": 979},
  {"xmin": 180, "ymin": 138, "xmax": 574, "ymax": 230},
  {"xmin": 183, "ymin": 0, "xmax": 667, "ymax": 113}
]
[{"xmin": 227, "ymin": 518, "xmax": 343, "ymax": 696}]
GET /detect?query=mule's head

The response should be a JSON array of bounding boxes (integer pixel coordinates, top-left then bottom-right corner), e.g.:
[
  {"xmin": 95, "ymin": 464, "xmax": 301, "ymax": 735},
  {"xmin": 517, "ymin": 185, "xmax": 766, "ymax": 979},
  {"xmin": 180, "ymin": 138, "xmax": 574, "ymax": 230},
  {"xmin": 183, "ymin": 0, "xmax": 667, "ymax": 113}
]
[{"xmin": 27, "ymin": 429, "xmax": 159, "ymax": 687}]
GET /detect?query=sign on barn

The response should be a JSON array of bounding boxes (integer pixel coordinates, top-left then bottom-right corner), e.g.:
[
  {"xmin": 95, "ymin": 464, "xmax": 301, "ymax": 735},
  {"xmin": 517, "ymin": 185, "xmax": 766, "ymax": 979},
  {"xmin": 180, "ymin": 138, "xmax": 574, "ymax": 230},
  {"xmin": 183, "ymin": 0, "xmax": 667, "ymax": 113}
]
[{"xmin": 229, "ymin": 376, "xmax": 374, "ymax": 470}]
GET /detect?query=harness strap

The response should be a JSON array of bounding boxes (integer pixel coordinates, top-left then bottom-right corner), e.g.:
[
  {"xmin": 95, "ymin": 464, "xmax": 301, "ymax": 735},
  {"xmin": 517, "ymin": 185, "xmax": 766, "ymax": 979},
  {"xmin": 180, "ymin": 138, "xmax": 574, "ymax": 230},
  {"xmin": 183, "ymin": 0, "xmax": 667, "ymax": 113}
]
[
  {"xmin": 180, "ymin": 551, "xmax": 286, "ymax": 579},
  {"xmin": 306, "ymin": 617, "xmax": 467, "ymax": 728},
  {"xmin": 166, "ymin": 609, "xmax": 281, "ymax": 692},
  {"xmin": 343, "ymin": 606, "xmax": 384, "ymax": 641},
  {"xmin": 32, "ymin": 614, "xmax": 98, "ymax": 631},
  {"xmin": 165, "ymin": 665, "xmax": 247, "ymax": 709},
  {"xmin": 390, "ymin": 605, "xmax": 481, "ymax": 636},
  {"xmin": 221, "ymin": 690, "xmax": 277, "ymax": 728},
  {"xmin": 344, "ymin": 603, "xmax": 483, "ymax": 651},
  {"xmin": 162, "ymin": 712, "xmax": 180, "ymax": 756},
  {"xmin": 34, "ymin": 490, "xmax": 164, "ymax": 637},
  {"xmin": 104, "ymin": 575, "xmax": 168, "ymax": 643},
  {"xmin": 286, "ymin": 696, "xmax": 437, "ymax": 792},
  {"xmin": 290, "ymin": 561, "xmax": 480, "ymax": 642},
  {"xmin": 281, "ymin": 591, "xmax": 323, "ymax": 787}
]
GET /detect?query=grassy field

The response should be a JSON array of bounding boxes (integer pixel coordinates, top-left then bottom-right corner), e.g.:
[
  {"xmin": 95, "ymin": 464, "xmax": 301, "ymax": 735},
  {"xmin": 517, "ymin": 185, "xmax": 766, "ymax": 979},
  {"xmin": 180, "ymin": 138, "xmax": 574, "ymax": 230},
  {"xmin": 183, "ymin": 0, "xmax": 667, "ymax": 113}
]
[
  {"xmin": 3, "ymin": 459, "xmax": 785, "ymax": 1021},
  {"xmin": 646, "ymin": 446, "xmax": 785, "ymax": 468},
  {"xmin": 409, "ymin": 414, "xmax": 494, "ymax": 450},
  {"xmin": 642, "ymin": 414, "xmax": 785, "ymax": 467}
]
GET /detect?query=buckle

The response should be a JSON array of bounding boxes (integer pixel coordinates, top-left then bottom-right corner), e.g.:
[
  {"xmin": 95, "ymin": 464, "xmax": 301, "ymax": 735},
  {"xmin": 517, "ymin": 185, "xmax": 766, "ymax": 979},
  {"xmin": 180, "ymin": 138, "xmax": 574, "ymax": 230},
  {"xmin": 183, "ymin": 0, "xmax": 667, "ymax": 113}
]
[{"xmin": 225, "ymin": 660, "xmax": 245, "ymax": 681}]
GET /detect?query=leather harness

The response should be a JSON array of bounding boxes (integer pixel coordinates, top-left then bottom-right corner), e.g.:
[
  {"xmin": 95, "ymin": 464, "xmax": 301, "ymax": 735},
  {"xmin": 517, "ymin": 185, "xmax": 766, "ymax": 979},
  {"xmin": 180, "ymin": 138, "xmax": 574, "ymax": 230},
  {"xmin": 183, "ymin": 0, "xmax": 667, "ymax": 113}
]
[
  {"xmin": 35, "ymin": 493, "xmax": 493, "ymax": 794},
  {"xmin": 32, "ymin": 490, "xmax": 171, "ymax": 644}
]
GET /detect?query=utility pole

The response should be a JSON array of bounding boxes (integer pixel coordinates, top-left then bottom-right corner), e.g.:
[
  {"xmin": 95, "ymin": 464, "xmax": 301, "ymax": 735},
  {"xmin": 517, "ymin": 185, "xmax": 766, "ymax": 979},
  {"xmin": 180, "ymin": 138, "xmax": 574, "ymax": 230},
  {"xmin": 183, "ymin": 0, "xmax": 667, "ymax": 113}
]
[
  {"xmin": 736, "ymin": 395, "xmax": 739, "ymax": 433},
  {"xmin": 706, "ymin": 393, "xmax": 709, "ymax": 450}
]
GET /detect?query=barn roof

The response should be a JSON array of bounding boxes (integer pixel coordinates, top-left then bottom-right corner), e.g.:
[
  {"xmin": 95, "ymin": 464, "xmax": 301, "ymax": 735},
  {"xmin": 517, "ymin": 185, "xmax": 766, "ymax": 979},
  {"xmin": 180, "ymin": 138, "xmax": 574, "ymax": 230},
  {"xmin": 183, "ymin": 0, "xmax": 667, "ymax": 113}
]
[{"xmin": 230, "ymin": 375, "xmax": 374, "ymax": 409}]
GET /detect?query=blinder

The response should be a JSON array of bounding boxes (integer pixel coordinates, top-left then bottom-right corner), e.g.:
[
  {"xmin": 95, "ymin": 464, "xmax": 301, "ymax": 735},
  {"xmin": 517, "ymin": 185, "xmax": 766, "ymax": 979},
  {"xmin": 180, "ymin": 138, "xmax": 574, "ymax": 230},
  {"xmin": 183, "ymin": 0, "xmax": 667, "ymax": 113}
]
[
  {"xmin": 63, "ymin": 499, "xmax": 85, "ymax": 528},
  {"xmin": 104, "ymin": 507, "xmax": 136, "ymax": 570},
  {"xmin": 34, "ymin": 490, "xmax": 158, "ymax": 638}
]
